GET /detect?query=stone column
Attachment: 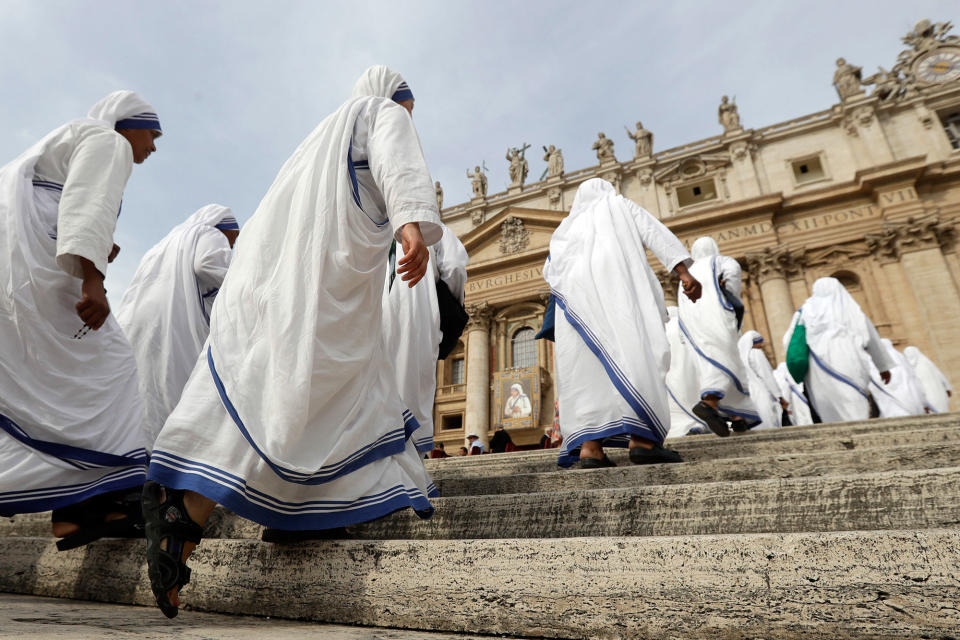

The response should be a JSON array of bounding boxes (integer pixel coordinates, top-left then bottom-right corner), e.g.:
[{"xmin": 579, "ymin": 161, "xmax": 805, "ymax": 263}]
[
  {"xmin": 873, "ymin": 217, "xmax": 960, "ymax": 410},
  {"xmin": 745, "ymin": 246, "xmax": 798, "ymax": 363},
  {"xmin": 464, "ymin": 302, "xmax": 494, "ymax": 447}
]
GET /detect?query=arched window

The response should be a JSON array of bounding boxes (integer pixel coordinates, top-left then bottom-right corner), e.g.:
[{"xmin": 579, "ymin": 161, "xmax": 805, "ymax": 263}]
[
  {"xmin": 511, "ymin": 327, "xmax": 537, "ymax": 369},
  {"xmin": 832, "ymin": 270, "xmax": 869, "ymax": 313}
]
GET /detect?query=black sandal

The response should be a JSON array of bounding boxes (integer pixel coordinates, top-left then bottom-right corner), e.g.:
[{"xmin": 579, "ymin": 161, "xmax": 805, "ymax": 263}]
[
  {"xmin": 141, "ymin": 481, "xmax": 204, "ymax": 619},
  {"xmin": 52, "ymin": 487, "xmax": 145, "ymax": 551}
]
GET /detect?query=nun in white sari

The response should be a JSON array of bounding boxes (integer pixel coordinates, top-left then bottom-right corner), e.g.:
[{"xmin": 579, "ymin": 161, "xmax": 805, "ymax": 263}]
[
  {"xmin": 0, "ymin": 91, "xmax": 159, "ymax": 538},
  {"xmin": 544, "ymin": 179, "xmax": 701, "ymax": 468},
  {"xmin": 774, "ymin": 362, "xmax": 814, "ymax": 426},
  {"xmin": 143, "ymin": 67, "xmax": 442, "ymax": 618},
  {"xmin": 382, "ymin": 223, "xmax": 468, "ymax": 452},
  {"xmin": 678, "ymin": 236, "xmax": 759, "ymax": 434},
  {"xmin": 868, "ymin": 340, "xmax": 931, "ymax": 417},
  {"xmin": 116, "ymin": 204, "xmax": 238, "ymax": 444},
  {"xmin": 783, "ymin": 277, "xmax": 893, "ymax": 423},
  {"xmin": 737, "ymin": 331, "xmax": 784, "ymax": 430},
  {"xmin": 904, "ymin": 346, "xmax": 952, "ymax": 413},
  {"xmin": 665, "ymin": 306, "xmax": 706, "ymax": 438}
]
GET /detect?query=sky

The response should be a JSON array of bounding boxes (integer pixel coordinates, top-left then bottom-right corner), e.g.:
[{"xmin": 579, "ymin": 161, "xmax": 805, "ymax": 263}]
[{"xmin": 0, "ymin": 0, "xmax": 956, "ymax": 301}]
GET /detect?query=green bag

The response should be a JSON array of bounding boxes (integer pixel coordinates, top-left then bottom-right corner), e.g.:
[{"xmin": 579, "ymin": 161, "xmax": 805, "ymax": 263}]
[{"xmin": 786, "ymin": 311, "xmax": 809, "ymax": 382}]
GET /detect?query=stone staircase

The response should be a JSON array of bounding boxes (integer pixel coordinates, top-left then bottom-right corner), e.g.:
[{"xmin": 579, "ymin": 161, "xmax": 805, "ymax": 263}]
[{"xmin": 2, "ymin": 414, "xmax": 960, "ymax": 639}]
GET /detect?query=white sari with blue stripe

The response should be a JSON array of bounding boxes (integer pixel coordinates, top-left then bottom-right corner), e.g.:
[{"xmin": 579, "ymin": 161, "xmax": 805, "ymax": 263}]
[
  {"xmin": 665, "ymin": 307, "xmax": 707, "ymax": 438},
  {"xmin": 382, "ymin": 224, "xmax": 467, "ymax": 453},
  {"xmin": 149, "ymin": 70, "xmax": 444, "ymax": 530},
  {"xmin": 544, "ymin": 179, "xmax": 691, "ymax": 467},
  {"xmin": 677, "ymin": 238, "xmax": 759, "ymax": 423},
  {"xmin": 0, "ymin": 118, "xmax": 148, "ymax": 516},
  {"xmin": 785, "ymin": 277, "xmax": 894, "ymax": 423},
  {"xmin": 116, "ymin": 204, "xmax": 234, "ymax": 443}
]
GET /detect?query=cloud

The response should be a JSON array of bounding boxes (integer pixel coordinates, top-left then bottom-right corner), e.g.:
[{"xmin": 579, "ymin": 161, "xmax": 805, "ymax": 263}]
[{"xmin": 0, "ymin": 0, "xmax": 954, "ymax": 297}]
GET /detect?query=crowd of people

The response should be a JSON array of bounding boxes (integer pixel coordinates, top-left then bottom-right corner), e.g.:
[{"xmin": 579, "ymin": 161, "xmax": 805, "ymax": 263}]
[{"xmin": 0, "ymin": 65, "xmax": 952, "ymax": 620}]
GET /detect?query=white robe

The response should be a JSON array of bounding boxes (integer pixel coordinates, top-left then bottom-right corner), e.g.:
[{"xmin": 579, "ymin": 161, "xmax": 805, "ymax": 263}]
[
  {"xmin": 543, "ymin": 179, "xmax": 691, "ymax": 466},
  {"xmin": 904, "ymin": 346, "xmax": 952, "ymax": 413},
  {"xmin": 116, "ymin": 204, "xmax": 234, "ymax": 444},
  {"xmin": 149, "ymin": 67, "xmax": 444, "ymax": 530},
  {"xmin": 869, "ymin": 340, "xmax": 930, "ymax": 418},
  {"xmin": 382, "ymin": 223, "xmax": 467, "ymax": 452},
  {"xmin": 677, "ymin": 237, "xmax": 759, "ymax": 423},
  {"xmin": 783, "ymin": 277, "xmax": 894, "ymax": 423},
  {"xmin": 665, "ymin": 307, "xmax": 706, "ymax": 438},
  {"xmin": 774, "ymin": 362, "xmax": 813, "ymax": 426},
  {"xmin": 0, "ymin": 91, "xmax": 156, "ymax": 515},
  {"xmin": 738, "ymin": 332, "xmax": 782, "ymax": 429}
]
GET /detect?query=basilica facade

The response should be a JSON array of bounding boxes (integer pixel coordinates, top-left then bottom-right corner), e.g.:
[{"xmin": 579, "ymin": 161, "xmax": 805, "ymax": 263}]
[{"xmin": 433, "ymin": 19, "xmax": 960, "ymax": 449}]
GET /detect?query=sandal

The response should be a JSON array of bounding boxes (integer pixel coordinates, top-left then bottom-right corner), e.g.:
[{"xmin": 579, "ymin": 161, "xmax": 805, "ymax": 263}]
[
  {"xmin": 141, "ymin": 481, "xmax": 204, "ymax": 618},
  {"xmin": 53, "ymin": 487, "xmax": 145, "ymax": 551}
]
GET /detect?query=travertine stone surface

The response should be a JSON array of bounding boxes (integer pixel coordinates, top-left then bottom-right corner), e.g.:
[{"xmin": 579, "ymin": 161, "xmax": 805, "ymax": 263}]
[
  {"xmin": 0, "ymin": 593, "xmax": 509, "ymax": 640},
  {"xmin": 430, "ymin": 424, "xmax": 960, "ymax": 478},
  {"xmin": 436, "ymin": 441, "xmax": 960, "ymax": 496},
  {"xmin": 2, "ymin": 531, "xmax": 959, "ymax": 640},
  {"xmin": 426, "ymin": 414, "xmax": 960, "ymax": 470}
]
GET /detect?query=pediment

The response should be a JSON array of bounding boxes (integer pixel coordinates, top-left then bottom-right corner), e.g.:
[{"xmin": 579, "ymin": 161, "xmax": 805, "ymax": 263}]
[
  {"xmin": 460, "ymin": 206, "xmax": 567, "ymax": 270},
  {"xmin": 654, "ymin": 153, "xmax": 731, "ymax": 184}
]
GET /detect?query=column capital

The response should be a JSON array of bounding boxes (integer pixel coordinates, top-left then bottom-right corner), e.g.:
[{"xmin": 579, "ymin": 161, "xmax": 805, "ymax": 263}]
[
  {"xmin": 866, "ymin": 215, "xmax": 955, "ymax": 260},
  {"xmin": 465, "ymin": 301, "xmax": 494, "ymax": 331},
  {"xmin": 744, "ymin": 245, "xmax": 805, "ymax": 284}
]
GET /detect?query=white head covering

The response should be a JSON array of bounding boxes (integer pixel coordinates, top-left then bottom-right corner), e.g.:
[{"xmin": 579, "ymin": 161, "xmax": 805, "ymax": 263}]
[
  {"xmin": 801, "ymin": 277, "xmax": 870, "ymax": 342},
  {"xmin": 738, "ymin": 330, "xmax": 764, "ymax": 368},
  {"xmin": 351, "ymin": 66, "xmax": 412, "ymax": 102},
  {"xmin": 903, "ymin": 346, "xmax": 922, "ymax": 369},
  {"xmin": 87, "ymin": 90, "xmax": 161, "ymax": 132},
  {"xmin": 510, "ymin": 383, "xmax": 526, "ymax": 397},
  {"xmin": 568, "ymin": 178, "xmax": 615, "ymax": 218},
  {"xmin": 691, "ymin": 236, "xmax": 720, "ymax": 260}
]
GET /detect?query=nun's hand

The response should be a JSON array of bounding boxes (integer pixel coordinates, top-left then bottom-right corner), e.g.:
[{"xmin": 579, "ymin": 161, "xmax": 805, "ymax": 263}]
[
  {"xmin": 77, "ymin": 276, "xmax": 110, "ymax": 330},
  {"xmin": 880, "ymin": 370, "xmax": 891, "ymax": 385},
  {"xmin": 674, "ymin": 263, "xmax": 702, "ymax": 302},
  {"xmin": 398, "ymin": 222, "xmax": 429, "ymax": 287},
  {"xmin": 108, "ymin": 244, "xmax": 121, "ymax": 263}
]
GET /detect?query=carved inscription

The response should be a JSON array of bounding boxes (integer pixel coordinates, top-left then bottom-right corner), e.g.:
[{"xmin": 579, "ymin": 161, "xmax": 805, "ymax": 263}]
[{"xmin": 467, "ymin": 265, "xmax": 544, "ymax": 293}]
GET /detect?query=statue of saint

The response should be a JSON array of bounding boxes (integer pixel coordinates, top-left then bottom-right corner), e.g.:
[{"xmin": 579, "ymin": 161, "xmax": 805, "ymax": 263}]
[
  {"xmin": 434, "ymin": 180, "xmax": 443, "ymax": 210},
  {"xmin": 591, "ymin": 132, "xmax": 616, "ymax": 164},
  {"xmin": 718, "ymin": 96, "xmax": 741, "ymax": 132},
  {"xmin": 505, "ymin": 146, "xmax": 529, "ymax": 187},
  {"xmin": 466, "ymin": 165, "xmax": 488, "ymax": 199},
  {"xmin": 625, "ymin": 121, "xmax": 653, "ymax": 158},
  {"xmin": 542, "ymin": 144, "xmax": 564, "ymax": 178},
  {"xmin": 833, "ymin": 58, "xmax": 864, "ymax": 100}
]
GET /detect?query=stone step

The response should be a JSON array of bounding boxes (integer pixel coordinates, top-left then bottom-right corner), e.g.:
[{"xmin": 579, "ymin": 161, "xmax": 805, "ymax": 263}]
[
  {"xmin": 436, "ymin": 440, "xmax": 960, "ymax": 496},
  {"xmin": 2, "ymin": 530, "xmax": 959, "ymax": 639},
  {"xmin": 334, "ymin": 466, "xmax": 960, "ymax": 540},
  {"xmin": 139, "ymin": 465, "xmax": 960, "ymax": 540},
  {"xmin": 6, "ymin": 450, "xmax": 959, "ymax": 542},
  {"xmin": 430, "ymin": 424, "xmax": 960, "ymax": 480},
  {"xmin": 425, "ymin": 413, "xmax": 960, "ymax": 472}
]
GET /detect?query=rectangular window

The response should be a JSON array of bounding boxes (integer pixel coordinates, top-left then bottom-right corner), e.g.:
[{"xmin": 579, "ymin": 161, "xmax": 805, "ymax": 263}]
[
  {"xmin": 440, "ymin": 414, "xmax": 463, "ymax": 430},
  {"xmin": 676, "ymin": 179, "xmax": 718, "ymax": 208},
  {"xmin": 944, "ymin": 112, "xmax": 960, "ymax": 150},
  {"xmin": 791, "ymin": 155, "xmax": 826, "ymax": 184},
  {"xmin": 451, "ymin": 358, "xmax": 465, "ymax": 385}
]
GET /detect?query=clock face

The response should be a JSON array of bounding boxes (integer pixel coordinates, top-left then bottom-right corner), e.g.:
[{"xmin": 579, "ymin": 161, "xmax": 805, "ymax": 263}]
[{"xmin": 914, "ymin": 48, "xmax": 960, "ymax": 84}]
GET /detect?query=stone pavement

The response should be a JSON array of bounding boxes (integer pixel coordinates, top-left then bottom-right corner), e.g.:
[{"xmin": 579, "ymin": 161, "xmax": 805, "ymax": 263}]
[{"xmin": 0, "ymin": 593, "xmax": 523, "ymax": 640}]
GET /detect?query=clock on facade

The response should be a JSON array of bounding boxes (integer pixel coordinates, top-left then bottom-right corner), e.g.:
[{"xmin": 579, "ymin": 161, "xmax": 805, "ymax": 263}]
[{"xmin": 913, "ymin": 48, "xmax": 960, "ymax": 84}]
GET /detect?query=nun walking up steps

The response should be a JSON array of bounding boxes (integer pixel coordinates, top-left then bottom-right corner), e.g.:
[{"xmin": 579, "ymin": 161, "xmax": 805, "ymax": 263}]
[
  {"xmin": 0, "ymin": 91, "xmax": 161, "ymax": 550},
  {"xmin": 544, "ymin": 178, "xmax": 702, "ymax": 470},
  {"xmin": 117, "ymin": 204, "xmax": 239, "ymax": 444},
  {"xmin": 783, "ymin": 277, "xmax": 893, "ymax": 423},
  {"xmin": 679, "ymin": 236, "xmax": 760, "ymax": 436},
  {"xmin": 141, "ymin": 66, "xmax": 443, "ymax": 619}
]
